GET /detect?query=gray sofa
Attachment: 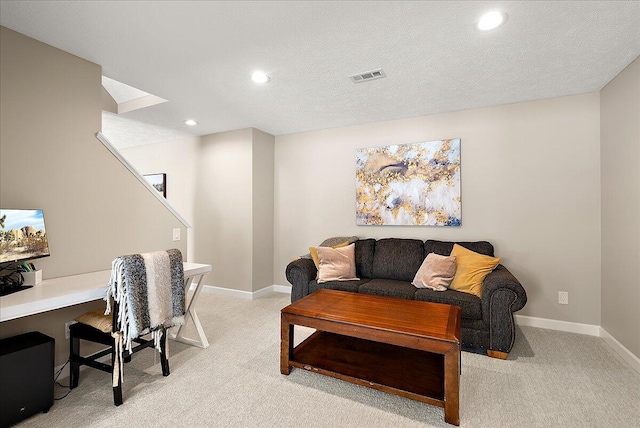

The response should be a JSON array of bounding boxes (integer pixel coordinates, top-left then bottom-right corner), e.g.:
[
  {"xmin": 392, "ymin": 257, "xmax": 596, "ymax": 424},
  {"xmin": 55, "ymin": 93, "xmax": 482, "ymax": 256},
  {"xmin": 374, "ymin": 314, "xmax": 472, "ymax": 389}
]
[{"xmin": 285, "ymin": 238, "xmax": 527, "ymax": 359}]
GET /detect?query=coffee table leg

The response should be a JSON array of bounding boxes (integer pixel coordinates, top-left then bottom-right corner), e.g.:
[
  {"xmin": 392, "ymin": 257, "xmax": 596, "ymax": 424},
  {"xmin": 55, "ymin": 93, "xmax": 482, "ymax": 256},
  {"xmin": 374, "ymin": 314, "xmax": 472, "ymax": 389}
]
[
  {"xmin": 280, "ymin": 314, "xmax": 293, "ymax": 375},
  {"xmin": 444, "ymin": 346, "xmax": 460, "ymax": 426}
]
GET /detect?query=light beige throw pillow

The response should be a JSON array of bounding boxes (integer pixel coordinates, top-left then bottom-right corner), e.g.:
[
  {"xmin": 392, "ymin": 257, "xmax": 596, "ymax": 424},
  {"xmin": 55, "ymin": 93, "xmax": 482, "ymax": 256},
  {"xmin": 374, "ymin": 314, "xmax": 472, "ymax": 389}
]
[
  {"xmin": 315, "ymin": 243, "xmax": 359, "ymax": 283},
  {"xmin": 412, "ymin": 253, "xmax": 457, "ymax": 291},
  {"xmin": 309, "ymin": 240, "xmax": 350, "ymax": 271}
]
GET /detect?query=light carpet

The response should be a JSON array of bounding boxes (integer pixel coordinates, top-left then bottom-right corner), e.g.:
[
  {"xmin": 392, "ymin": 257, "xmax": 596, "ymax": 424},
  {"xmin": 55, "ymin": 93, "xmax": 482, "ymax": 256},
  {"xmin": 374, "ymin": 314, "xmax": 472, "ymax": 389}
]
[{"xmin": 17, "ymin": 291, "xmax": 640, "ymax": 427}]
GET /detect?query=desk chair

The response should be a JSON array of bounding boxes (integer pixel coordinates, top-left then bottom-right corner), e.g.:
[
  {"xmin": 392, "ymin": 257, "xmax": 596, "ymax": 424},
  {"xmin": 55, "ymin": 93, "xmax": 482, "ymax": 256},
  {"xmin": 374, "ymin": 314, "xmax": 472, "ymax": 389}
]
[{"xmin": 69, "ymin": 249, "xmax": 185, "ymax": 406}]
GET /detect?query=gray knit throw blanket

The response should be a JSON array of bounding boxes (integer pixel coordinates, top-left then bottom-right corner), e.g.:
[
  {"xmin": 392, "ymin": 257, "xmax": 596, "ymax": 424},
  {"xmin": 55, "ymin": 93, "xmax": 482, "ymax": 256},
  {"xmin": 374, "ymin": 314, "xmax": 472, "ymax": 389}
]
[{"xmin": 105, "ymin": 249, "xmax": 185, "ymax": 354}]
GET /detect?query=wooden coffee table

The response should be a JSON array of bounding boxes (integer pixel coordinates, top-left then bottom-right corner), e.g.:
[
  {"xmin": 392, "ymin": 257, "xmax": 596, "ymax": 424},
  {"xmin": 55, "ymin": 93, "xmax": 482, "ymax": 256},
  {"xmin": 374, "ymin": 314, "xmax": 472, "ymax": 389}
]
[{"xmin": 280, "ymin": 289, "xmax": 461, "ymax": 426}]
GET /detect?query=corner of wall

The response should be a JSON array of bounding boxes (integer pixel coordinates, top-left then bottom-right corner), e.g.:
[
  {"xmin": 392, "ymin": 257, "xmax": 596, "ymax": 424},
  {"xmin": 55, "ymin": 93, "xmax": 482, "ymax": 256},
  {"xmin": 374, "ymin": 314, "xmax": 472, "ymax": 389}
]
[
  {"xmin": 251, "ymin": 128, "xmax": 275, "ymax": 291},
  {"xmin": 599, "ymin": 55, "xmax": 640, "ymax": 359}
]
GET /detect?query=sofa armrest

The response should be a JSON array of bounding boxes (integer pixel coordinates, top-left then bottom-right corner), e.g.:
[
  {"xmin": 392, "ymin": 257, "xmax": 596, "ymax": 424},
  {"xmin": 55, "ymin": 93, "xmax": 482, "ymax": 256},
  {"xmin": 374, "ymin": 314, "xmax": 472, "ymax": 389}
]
[
  {"xmin": 482, "ymin": 265, "xmax": 527, "ymax": 313},
  {"xmin": 481, "ymin": 264, "xmax": 528, "ymax": 353},
  {"xmin": 285, "ymin": 258, "xmax": 317, "ymax": 302}
]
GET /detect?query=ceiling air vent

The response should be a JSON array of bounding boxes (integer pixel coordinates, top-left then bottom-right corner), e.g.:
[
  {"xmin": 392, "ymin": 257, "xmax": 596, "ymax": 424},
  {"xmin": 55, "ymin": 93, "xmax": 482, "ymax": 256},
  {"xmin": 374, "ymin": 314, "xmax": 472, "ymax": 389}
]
[{"xmin": 349, "ymin": 68, "xmax": 386, "ymax": 83}]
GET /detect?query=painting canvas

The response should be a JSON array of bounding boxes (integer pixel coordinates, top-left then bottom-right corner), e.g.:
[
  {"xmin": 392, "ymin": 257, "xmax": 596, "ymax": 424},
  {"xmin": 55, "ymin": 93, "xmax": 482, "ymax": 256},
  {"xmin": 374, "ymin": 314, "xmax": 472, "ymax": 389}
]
[
  {"xmin": 356, "ymin": 139, "xmax": 461, "ymax": 226},
  {"xmin": 144, "ymin": 173, "xmax": 166, "ymax": 198}
]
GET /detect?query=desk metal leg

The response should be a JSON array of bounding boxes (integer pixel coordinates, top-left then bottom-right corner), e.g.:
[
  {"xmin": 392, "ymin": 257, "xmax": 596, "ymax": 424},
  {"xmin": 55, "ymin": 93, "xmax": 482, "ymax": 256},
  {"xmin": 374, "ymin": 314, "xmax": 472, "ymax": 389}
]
[{"xmin": 171, "ymin": 273, "xmax": 210, "ymax": 349}]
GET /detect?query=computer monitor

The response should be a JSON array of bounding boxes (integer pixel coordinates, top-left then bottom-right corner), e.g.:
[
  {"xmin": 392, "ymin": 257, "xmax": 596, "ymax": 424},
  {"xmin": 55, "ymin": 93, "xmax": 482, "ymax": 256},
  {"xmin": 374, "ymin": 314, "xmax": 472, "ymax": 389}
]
[{"xmin": 0, "ymin": 209, "xmax": 51, "ymax": 264}]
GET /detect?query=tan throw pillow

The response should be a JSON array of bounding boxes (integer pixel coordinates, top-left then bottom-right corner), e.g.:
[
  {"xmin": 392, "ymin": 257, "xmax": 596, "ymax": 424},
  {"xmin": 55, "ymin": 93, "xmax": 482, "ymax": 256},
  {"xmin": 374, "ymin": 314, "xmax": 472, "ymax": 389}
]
[
  {"xmin": 300, "ymin": 236, "xmax": 359, "ymax": 260},
  {"xmin": 449, "ymin": 244, "xmax": 501, "ymax": 298},
  {"xmin": 412, "ymin": 253, "xmax": 457, "ymax": 291},
  {"xmin": 309, "ymin": 240, "xmax": 350, "ymax": 271},
  {"xmin": 315, "ymin": 243, "xmax": 359, "ymax": 283}
]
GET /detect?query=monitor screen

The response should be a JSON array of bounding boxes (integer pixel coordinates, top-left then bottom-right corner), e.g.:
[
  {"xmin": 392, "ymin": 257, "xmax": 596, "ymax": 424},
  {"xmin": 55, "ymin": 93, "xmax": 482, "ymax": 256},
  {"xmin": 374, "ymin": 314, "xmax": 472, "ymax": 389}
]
[{"xmin": 0, "ymin": 209, "xmax": 51, "ymax": 264}]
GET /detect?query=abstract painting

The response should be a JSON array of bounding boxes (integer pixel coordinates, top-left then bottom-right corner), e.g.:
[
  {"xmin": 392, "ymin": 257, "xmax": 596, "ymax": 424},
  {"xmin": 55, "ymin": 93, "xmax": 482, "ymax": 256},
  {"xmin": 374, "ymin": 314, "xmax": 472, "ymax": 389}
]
[{"xmin": 356, "ymin": 139, "xmax": 461, "ymax": 226}]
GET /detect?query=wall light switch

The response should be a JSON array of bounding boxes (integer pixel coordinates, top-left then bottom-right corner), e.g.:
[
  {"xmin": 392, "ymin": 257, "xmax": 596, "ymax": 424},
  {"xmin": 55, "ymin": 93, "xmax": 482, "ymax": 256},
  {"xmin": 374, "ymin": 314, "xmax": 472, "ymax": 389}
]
[{"xmin": 173, "ymin": 228, "xmax": 181, "ymax": 241}]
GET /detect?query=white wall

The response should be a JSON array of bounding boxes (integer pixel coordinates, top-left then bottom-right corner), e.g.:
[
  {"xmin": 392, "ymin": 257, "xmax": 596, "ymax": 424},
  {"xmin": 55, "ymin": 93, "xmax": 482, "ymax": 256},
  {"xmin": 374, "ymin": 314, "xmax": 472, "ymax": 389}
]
[
  {"xmin": 601, "ymin": 56, "xmax": 640, "ymax": 358},
  {"xmin": 188, "ymin": 128, "xmax": 275, "ymax": 293},
  {"xmin": 120, "ymin": 136, "xmax": 200, "ymax": 259},
  {"xmin": 0, "ymin": 26, "xmax": 187, "ymax": 364},
  {"xmin": 193, "ymin": 129, "xmax": 254, "ymax": 292},
  {"xmin": 251, "ymin": 129, "xmax": 275, "ymax": 292},
  {"xmin": 120, "ymin": 128, "xmax": 275, "ymax": 294},
  {"xmin": 274, "ymin": 93, "xmax": 602, "ymax": 325}
]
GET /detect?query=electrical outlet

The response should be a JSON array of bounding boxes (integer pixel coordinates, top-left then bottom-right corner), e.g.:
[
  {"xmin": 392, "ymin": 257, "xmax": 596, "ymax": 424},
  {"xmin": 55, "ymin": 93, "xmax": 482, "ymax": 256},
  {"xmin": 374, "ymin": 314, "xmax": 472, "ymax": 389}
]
[
  {"xmin": 65, "ymin": 321, "xmax": 75, "ymax": 339},
  {"xmin": 172, "ymin": 228, "xmax": 181, "ymax": 241},
  {"xmin": 558, "ymin": 291, "xmax": 569, "ymax": 305}
]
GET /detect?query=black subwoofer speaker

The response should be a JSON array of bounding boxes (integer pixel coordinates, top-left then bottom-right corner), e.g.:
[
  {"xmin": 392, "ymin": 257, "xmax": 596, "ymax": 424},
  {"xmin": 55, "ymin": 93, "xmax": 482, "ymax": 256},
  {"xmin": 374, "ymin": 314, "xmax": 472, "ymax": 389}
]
[{"xmin": 0, "ymin": 331, "xmax": 54, "ymax": 428}]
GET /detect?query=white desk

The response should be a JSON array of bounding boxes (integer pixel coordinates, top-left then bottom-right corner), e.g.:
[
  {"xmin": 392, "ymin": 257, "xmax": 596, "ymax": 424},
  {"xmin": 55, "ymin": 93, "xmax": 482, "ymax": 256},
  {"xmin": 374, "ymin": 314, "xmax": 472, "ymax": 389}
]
[{"xmin": 0, "ymin": 263, "xmax": 212, "ymax": 348}]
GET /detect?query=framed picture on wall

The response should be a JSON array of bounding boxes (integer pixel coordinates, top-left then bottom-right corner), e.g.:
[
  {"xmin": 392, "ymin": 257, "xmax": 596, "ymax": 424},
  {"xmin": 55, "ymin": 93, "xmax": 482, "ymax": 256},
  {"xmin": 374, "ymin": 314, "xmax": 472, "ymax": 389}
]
[
  {"xmin": 356, "ymin": 139, "xmax": 461, "ymax": 226},
  {"xmin": 143, "ymin": 173, "xmax": 167, "ymax": 198}
]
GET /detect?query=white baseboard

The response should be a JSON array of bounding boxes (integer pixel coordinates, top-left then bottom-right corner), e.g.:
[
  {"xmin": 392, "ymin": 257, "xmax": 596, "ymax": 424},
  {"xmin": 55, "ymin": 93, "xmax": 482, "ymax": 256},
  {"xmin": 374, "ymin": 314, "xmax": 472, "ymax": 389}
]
[
  {"xmin": 56, "ymin": 290, "xmax": 639, "ymax": 378},
  {"xmin": 274, "ymin": 284, "xmax": 292, "ymax": 294},
  {"xmin": 201, "ymin": 285, "xmax": 254, "ymax": 299},
  {"xmin": 515, "ymin": 314, "xmax": 601, "ymax": 336},
  {"xmin": 199, "ymin": 286, "xmax": 640, "ymax": 373},
  {"xmin": 201, "ymin": 284, "xmax": 291, "ymax": 300},
  {"xmin": 515, "ymin": 315, "xmax": 640, "ymax": 374},
  {"xmin": 600, "ymin": 328, "xmax": 640, "ymax": 373}
]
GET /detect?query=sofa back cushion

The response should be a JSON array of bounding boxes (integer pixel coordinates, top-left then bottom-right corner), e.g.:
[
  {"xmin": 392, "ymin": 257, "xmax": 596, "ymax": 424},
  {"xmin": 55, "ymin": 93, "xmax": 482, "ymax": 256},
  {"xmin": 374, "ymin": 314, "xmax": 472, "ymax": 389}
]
[
  {"xmin": 424, "ymin": 240, "xmax": 494, "ymax": 257},
  {"xmin": 355, "ymin": 239, "xmax": 376, "ymax": 278},
  {"xmin": 371, "ymin": 238, "xmax": 425, "ymax": 281}
]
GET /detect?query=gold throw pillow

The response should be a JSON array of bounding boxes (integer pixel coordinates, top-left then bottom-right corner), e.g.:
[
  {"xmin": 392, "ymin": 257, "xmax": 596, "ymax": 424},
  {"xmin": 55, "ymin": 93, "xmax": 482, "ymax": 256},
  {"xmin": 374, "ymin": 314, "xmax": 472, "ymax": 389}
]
[{"xmin": 449, "ymin": 244, "xmax": 501, "ymax": 298}]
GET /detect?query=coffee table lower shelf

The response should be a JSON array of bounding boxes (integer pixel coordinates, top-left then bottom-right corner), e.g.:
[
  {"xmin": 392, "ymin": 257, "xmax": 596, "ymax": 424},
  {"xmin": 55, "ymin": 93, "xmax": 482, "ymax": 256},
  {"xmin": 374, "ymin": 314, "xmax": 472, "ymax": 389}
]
[{"xmin": 291, "ymin": 331, "xmax": 445, "ymax": 408}]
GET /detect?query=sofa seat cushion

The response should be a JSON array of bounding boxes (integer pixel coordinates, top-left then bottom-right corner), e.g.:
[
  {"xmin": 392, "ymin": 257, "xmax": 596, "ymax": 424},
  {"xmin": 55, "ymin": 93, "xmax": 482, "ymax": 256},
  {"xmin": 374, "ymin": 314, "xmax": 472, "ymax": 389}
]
[
  {"xmin": 414, "ymin": 288, "xmax": 482, "ymax": 320},
  {"xmin": 371, "ymin": 238, "xmax": 425, "ymax": 281},
  {"xmin": 309, "ymin": 279, "xmax": 371, "ymax": 294},
  {"xmin": 358, "ymin": 279, "xmax": 417, "ymax": 300}
]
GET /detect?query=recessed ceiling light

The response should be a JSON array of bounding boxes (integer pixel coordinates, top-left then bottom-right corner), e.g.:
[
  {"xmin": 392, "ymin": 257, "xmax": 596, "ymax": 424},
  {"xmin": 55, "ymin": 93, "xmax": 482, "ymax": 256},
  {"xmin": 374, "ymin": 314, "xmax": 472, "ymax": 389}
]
[
  {"xmin": 251, "ymin": 71, "xmax": 270, "ymax": 84},
  {"xmin": 477, "ymin": 11, "xmax": 508, "ymax": 31},
  {"xmin": 184, "ymin": 119, "xmax": 198, "ymax": 126}
]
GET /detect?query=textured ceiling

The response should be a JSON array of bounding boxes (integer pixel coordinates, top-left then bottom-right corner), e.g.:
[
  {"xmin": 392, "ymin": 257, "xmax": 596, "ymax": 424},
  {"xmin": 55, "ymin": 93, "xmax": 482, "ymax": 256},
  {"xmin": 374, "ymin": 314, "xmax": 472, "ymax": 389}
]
[{"xmin": 1, "ymin": 1, "xmax": 639, "ymax": 147}]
